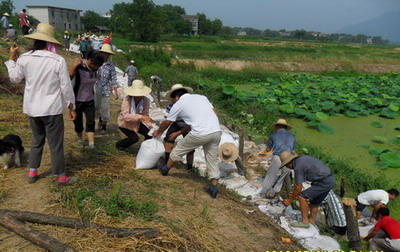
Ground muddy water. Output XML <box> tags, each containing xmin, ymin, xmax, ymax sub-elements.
<box><xmin>289</xmin><ymin>115</ymin><xmax>400</xmax><ymax>184</ymax></box>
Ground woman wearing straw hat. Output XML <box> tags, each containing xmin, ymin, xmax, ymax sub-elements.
<box><xmin>95</xmin><ymin>44</ymin><xmax>119</xmax><ymax>133</ymax></box>
<box><xmin>279</xmin><ymin>151</ymin><xmax>335</xmax><ymax>228</ymax></box>
<box><xmin>260</xmin><ymin>119</ymin><xmax>296</xmax><ymax>200</ymax></box>
<box><xmin>5</xmin><ymin>23</ymin><xmax>77</xmax><ymax>185</ymax></box>
<box><xmin>116</xmin><ymin>80</ymin><xmax>153</xmax><ymax>150</ymax></box>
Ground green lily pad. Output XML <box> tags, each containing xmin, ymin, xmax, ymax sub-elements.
<box><xmin>379</xmin><ymin>152</ymin><xmax>400</xmax><ymax>168</ymax></box>
<box><xmin>380</xmin><ymin>108</ymin><xmax>397</xmax><ymax>119</ymax></box>
<box><xmin>373</xmin><ymin>136</ymin><xmax>388</xmax><ymax>144</ymax></box>
<box><xmin>371</xmin><ymin>121</ymin><xmax>384</xmax><ymax>128</ymax></box>
<box><xmin>388</xmin><ymin>103</ymin><xmax>399</xmax><ymax>112</ymax></box>
<box><xmin>369</xmin><ymin>147</ymin><xmax>383</xmax><ymax>157</ymax></box>
<box><xmin>345</xmin><ymin>111</ymin><xmax>358</xmax><ymax>118</ymax></box>
<box><xmin>222</xmin><ymin>85</ymin><xmax>235</xmax><ymax>95</ymax></box>
<box><xmin>317</xmin><ymin>123</ymin><xmax>335</xmax><ymax>134</ymax></box>
<box><xmin>315</xmin><ymin>112</ymin><xmax>328</xmax><ymax>121</ymax></box>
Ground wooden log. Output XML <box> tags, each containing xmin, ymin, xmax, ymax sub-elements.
<box><xmin>0</xmin><ymin>209</ymin><xmax>159</xmax><ymax>238</ymax></box>
<box><xmin>340</xmin><ymin>177</ymin><xmax>346</xmax><ymax>198</ymax></box>
<box><xmin>239</xmin><ymin>128</ymin><xmax>244</xmax><ymax>160</ymax></box>
<box><xmin>0</xmin><ymin>214</ymin><xmax>77</xmax><ymax>252</ymax></box>
<box><xmin>342</xmin><ymin>198</ymin><xmax>361</xmax><ymax>251</ymax></box>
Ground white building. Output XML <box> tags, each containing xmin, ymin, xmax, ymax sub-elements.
<box><xmin>27</xmin><ymin>5</ymin><xmax>82</xmax><ymax>31</ymax></box>
<box><xmin>182</xmin><ymin>15</ymin><xmax>199</xmax><ymax>35</ymax></box>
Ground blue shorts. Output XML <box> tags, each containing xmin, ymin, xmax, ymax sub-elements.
<box><xmin>300</xmin><ymin>175</ymin><xmax>335</xmax><ymax>206</ymax></box>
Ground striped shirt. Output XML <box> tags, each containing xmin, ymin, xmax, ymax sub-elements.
<box><xmin>321</xmin><ymin>191</ymin><xmax>346</xmax><ymax>227</ymax></box>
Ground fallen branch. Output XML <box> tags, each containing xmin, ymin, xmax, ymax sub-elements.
<box><xmin>0</xmin><ymin>209</ymin><xmax>159</xmax><ymax>238</ymax></box>
<box><xmin>0</xmin><ymin>214</ymin><xmax>77</xmax><ymax>252</ymax></box>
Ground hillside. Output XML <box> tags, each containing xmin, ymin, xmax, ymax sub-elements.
<box><xmin>339</xmin><ymin>12</ymin><xmax>400</xmax><ymax>44</ymax></box>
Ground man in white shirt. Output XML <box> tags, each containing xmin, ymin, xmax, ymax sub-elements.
<box><xmin>356</xmin><ymin>188</ymin><xmax>399</xmax><ymax>221</ymax></box>
<box><xmin>153</xmin><ymin>86</ymin><xmax>221</xmax><ymax>198</ymax></box>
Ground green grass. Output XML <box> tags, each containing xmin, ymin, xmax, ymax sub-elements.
<box><xmin>169</xmin><ymin>40</ymin><xmax>400</xmax><ymax>64</ymax></box>
<box><xmin>57</xmin><ymin>177</ymin><xmax>158</xmax><ymax>221</ymax></box>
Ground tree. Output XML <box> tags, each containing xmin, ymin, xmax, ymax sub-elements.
<box><xmin>131</xmin><ymin>0</ymin><xmax>162</xmax><ymax>42</ymax></box>
<box><xmin>197</xmin><ymin>13</ymin><xmax>223</xmax><ymax>36</ymax></box>
<box><xmin>109</xmin><ymin>3</ymin><xmax>134</xmax><ymax>36</ymax></box>
<box><xmin>158</xmin><ymin>4</ymin><xmax>191</xmax><ymax>35</ymax></box>
<box><xmin>81</xmin><ymin>10</ymin><xmax>109</xmax><ymax>31</ymax></box>
<box><xmin>0</xmin><ymin>0</ymin><xmax>14</xmax><ymax>15</ymax></box>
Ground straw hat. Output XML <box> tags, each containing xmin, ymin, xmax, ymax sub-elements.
<box><xmin>8</xmin><ymin>24</ymin><xmax>13</xmax><ymax>28</ymax></box>
<box><xmin>165</xmin><ymin>84</ymin><xmax>193</xmax><ymax>100</ymax></box>
<box><xmin>124</xmin><ymin>80</ymin><xmax>151</xmax><ymax>96</ymax></box>
<box><xmin>24</xmin><ymin>23</ymin><xmax>61</xmax><ymax>45</ymax></box>
<box><xmin>219</xmin><ymin>142</ymin><xmax>239</xmax><ymax>162</ymax></box>
<box><xmin>64</xmin><ymin>30</ymin><xmax>69</xmax><ymax>34</ymax></box>
<box><xmin>3</xmin><ymin>12</ymin><xmax>10</xmax><ymax>17</ymax></box>
<box><xmin>130</xmin><ymin>60</ymin><xmax>135</xmax><ymax>64</ymax></box>
<box><xmin>99</xmin><ymin>44</ymin><xmax>115</xmax><ymax>55</ymax></box>
<box><xmin>279</xmin><ymin>151</ymin><xmax>299</xmax><ymax>168</ymax></box>
<box><xmin>271</xmin><ymin>118</ymin><xmax>292</xmax><ymax>130</ymax></box>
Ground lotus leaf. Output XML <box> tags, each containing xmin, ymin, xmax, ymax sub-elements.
<box><xmin>369</xmin><ymin>148</ymin><xmax>383</xmax><ymax>157</ymax></box>
<box><xmin>279</xmin><ymin>104</ymin><xmax>295</xmax><ymax>114</ymax></box>
<box><xmin>380</xmin><ymin>108</ymin><xmax>397</xmax><ymax>119</ymax></box>
<box><xmin>345</xmin><ymin>111</ymin><xmax>358</xmax><ymax>118</ymax></box>
<box><xmin>222</xmin><ymin>85</ymin><xmax>235</xmax><ymax>95</ymax></box>
<box><xmin>371</xmin><ymin>121</ymin><xmax>384</xmax><ymax>128</ymax></box>
<box><xmin>379</xmin><ymin>152</ymin><xmax>400</xmax><ymax>168</ymax></box>
<box><xmin>388</xmin><ymin>103</ymin><xmax>399</xmax><ymax>112</ymax></box>
<box><xmin>373</xmin><ymin>136</ymin><xmax>388</xmax><ymax>144</ymax></box>
<box><xmin>374</xmin><ymin>162</ymin><xmax>390</xmax><ymax>169</ymax></box>
<box><xmin>389</xmin><ymin>139</ymin><xmax>400</xmax><ymax>144</ymax></box>
<box><xmin>317</xmin><ymin>123</ymin><xmax>335</xmax><ymax>134</ymax></box>
<box><xmin>361</xmin><ymin>144</ymin><xmax>370</xmax><ymax>149</ymax></box>
<box><xmin>315</xmin><ymin>112</ymin><xmax>328</xmax><ymax>121</ymax></box>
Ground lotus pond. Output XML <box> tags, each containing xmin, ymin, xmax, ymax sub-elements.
<box><xmin>218</xmin><ymin>73</ymin><xmax>400</xmax><ymax>183</ymax></box>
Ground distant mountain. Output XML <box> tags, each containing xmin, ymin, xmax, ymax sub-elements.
<box><xmin>339</xmin><ymin>12</ymin><xmax>400</xmax><ymax>44</ymax></box>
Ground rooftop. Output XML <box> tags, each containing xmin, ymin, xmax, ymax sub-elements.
<box><xmin>27</xmin><ymin>5</ymin><xmax>82</xmax><ymax>12</ymax></box>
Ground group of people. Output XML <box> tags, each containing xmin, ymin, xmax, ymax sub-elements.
<box><xmin>1</xmin><ymin>9</ymin><xmax>30</xmax><ymax>39</ymax></box>
<box><xmin>4</xmin><ymin>22</ymin><xmax>400</xmax><ymax>251</ymax></box>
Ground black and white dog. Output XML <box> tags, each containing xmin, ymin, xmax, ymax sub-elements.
<box><xmin>0</xmin><ymin>134</ymin><xmax>24</xmax><ymax>169</ymax></box>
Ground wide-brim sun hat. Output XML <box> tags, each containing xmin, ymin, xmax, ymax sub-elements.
<box><xmin>8</xmin><ymin>24</ymin><xmax>13</xmax><ymax>28</ymax></box>
<box><xmin>279</xmin><ymin>151</ymin><xmax>299</xmax><ymax>168</ymax></box>
<box><xmin>271</xmin><ymin>118</ymin><xmax>292</xmax><ymax>130</ymax></box>
<box><xmin>99</xmin><ymin>44</ymin><xmax>115</xmax><ymax>55</ymax></box>
<box><xmin>219</xmin><ymin>142</ymin><xmax>239</xmax><ymax>162</ymax></box>
<box><xmin>3</xmin><ymin>12</ymin><xmax>10</xmax><ymax>16</ymax></box>
<box><xmin>24</xmin><ymin>23</ymin><xmax>61</xmax><ymax>45</ymax></box>
<box><xmin>130</xmin><ymin>60</ymin><xmax>135</xmax><ymax>64</ymax></box>
<box><xmin>124</xmin><ymin>80</ymin><xmax>151</xmax><ymax>96</ymax></box>
<box><xmin>165</xmin><ymin>84</ymin><xmax>193</xmax><ymax>100</ymax></box>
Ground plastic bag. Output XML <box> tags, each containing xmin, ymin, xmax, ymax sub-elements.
<box><xmin>135</xmin><ymin>137</ymin><xmax>165</xmax><ymax>169</ymax></box>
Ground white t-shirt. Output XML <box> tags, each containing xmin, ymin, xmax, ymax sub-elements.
<box><xmin>167</xmin><ymin>93</ymin><xmax>220</xmax><ymax>136</ymax></box>
<box><xmin>357</xmin><ymin>189</ymin><xmax>389</xmax><ymax>205</ymax></box>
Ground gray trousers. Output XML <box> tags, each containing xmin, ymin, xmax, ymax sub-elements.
<box><xmin>260</xmin><ymin>155</ymin><xmax>292</xmax><ymax>196</ymax></box>
<box><xmin>171</xmin><ymin>131</ymin><xmax>221</xmax><ymax>179</ymax></box>
<box><xmin>127</xmin><ymin>76</ymin><xmax>136</xmax><ymax>87</ymax></box>
<box><xmin>370</xmin><ymin>231</ymin><xmax>400</xmax><ymax>252</ymax></box>
<box><xmin>29</xmin><ymin>114</ymin><xmax>65</xmax><ymax>175</ymax></box>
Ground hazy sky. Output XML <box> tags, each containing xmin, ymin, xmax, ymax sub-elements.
<box><xmin>15</xmin><ymin>0</ymin><xmax>400</xmax><ymax>33</ymax></box>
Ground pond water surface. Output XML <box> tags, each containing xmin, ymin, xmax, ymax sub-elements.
<box><xmin>289</xmin><ymin>115</ymin><xmax>400</xmax><ymax>185</ymax></box>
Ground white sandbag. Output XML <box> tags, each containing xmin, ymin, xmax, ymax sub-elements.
<box><xmin>219</xmin><ymin>132</ymin><xmax>239</xmax><ymax>147</ymax></box>
<box><xmin>135</xmin><ymin>137</ymin><xmax>165</xmax><ymax>169</ymax></box>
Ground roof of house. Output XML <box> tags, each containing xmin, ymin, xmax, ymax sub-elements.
<box><xmin>181</xmin><ymin>15</ymin><xmax>199</xmax><ymax>21</ymax></box>
<box><xmin>27</xmin><ymin>5</ymin><xmax>82</xmax><ymax>12</ymax></box>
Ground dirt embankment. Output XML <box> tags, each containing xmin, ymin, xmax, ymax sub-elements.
<box><xmin>0</xmin><ymin>49</ymin><xmax>302</xmax><ymax>251</ymax></box>
<box><xmin>174</xmin><ymin>58</ymin><xmax>400</xmax><ymax>73</ymax></box>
